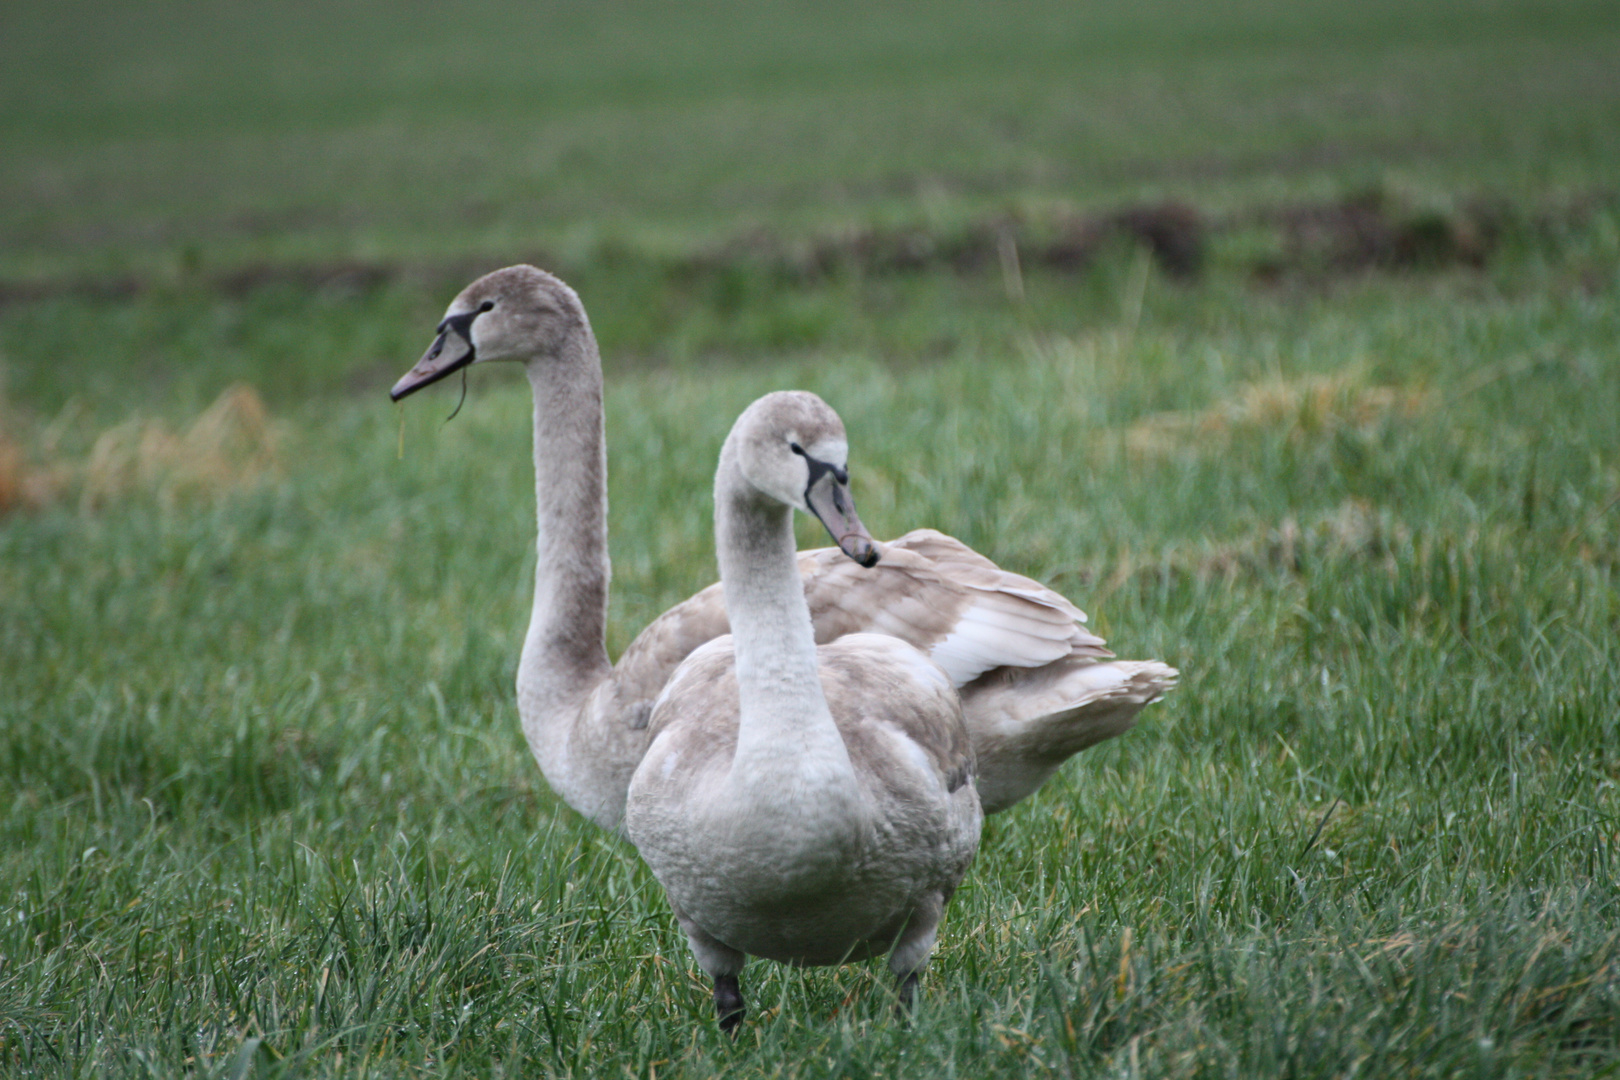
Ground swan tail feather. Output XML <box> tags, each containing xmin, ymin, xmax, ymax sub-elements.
<box><xmin>961</xmin><ymin>658</ymin><xmax>1178</xmax><ymax>813</ymax></box>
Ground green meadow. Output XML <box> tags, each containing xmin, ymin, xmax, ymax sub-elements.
<box><xmin>2</xmin><ymin>1</ymin><xmax>1619</xmax><ymax>1076</ymax></box>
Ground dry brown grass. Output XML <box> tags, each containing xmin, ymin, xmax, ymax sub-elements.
<box><xmin>1126</xmin><ymin>370</ymin><xmax>1428</xmax><ymax>459</ymax></box>
<box><xmin>1187</xmin><ymin>500</ymin><xmax>1410</xmax><ymax>582</ymax></box>
<box><xmin>0</xmin><ymin>385</ymin><xmax>278</xmax><ymax>516</ymax></box>
<box><xmin>1095</xmin><ymin>500</ymin><xmax>1413</xmax><ymax>605</ymax></box>
<box><xmin>0</xmin><ymin>402</ymin><xmax>67</xmax><ymax>514</ymax></box>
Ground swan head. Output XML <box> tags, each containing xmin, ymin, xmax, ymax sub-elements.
<box><xmin>728</xmin><ymin>391</ymin><xmax>881</xmax><ymax>569</ymax></box>
<box><xmin>391</xmin><ymin>265</ymin><xmax>587</xmax><ymax>401</ymax></box>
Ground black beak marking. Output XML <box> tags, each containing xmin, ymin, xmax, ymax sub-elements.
<box><xmin>390</xmin><ymin>310</ymin><xmax>480</xmax><ymax>402</ymax></box>
<box><xmin>439</xmin><ymin>309</ymin><xmax>479</xmax><ymax>348</ymax></box>
<box><xmin>799</xmin><ymin>451</ymin><xmax>848</xmax><ymax>506</ymax></box>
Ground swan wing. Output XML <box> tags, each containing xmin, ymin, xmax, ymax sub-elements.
<box><xmin>799</xmin><ymin>528</ymin><xmax>1111</xmax><ymax>685</ymax></box>
<box><xmin>962</xmin><ymin>658</ymin><xmax>1179</xmax><ymax>812</ymax></box>
<box><xmin>605</xmin><ymin>586</ymin><xmax>730</xmax><ymax>729</ymax></box>
<box><xmin>817</xmin><ymin>634</ymin><xmax>976</xmax><ymax>796</ymax></box>
<box><xmin>609</xmin><ymin>528</ymin><xmax>1114</xmax><ymax>727</ymax></box>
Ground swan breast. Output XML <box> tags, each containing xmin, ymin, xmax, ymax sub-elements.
<box><xmin>626</xmin><ymin>634</ymin><xmax>979</xmax><ymax>966</ymax></box>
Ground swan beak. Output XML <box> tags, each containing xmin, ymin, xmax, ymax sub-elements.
<box><xmin>807</xmin><ymin>473</ymin><xmax>881</xmax><ymax>569</ymax></box>
<box><xmin>391</xmin><ymin>324</ymin><xmax>476</xmax><ymax>401</ymax></box>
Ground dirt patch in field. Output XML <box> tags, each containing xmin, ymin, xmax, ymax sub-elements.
<box><xmin>1249</xmin><ymin>190</ymin><xmax>1509</xmax><ymax>280</ymax></box>
<box><xmin>748</xmin><ymin>200</ymin><xmax>1207</xmax><ymax>282</ymax></box>
<box><xmin>4</xmin><ymin>189</ymin><xmax>1607</xmax><ymax>310</ymax></box>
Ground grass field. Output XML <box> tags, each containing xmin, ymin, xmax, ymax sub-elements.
<box><xmin>3</xmin><ymin>1</ymin><xmax>1620</xmax><ymax>1076</ymax></box>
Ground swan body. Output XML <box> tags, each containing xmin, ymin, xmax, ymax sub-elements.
<box><xmin>626</xmin><ymin>392</ymin><xmax>981</xmax><ymax>1027</ymax></box>
<box><xmin>391</xmin><ymin>265</ymin><xmax>1175</xmax><ymax>833</ymax></box>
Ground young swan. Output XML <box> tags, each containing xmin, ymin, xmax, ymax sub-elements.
<box><xmin>391</xmin><ymin>265</ymin><xmax>1175</xmax><ymax>835</ymax></box>
<box><xmin>625</xmin><ymin>392</ymin><xmax>982</xmax><ymax>1031</ymax></box>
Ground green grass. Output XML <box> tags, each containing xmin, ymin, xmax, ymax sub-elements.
<box><xmin>4</xmin><ymin>0</ymin><xmax>1619</xmax><ymax>279</ymax></box>
<box><xmin>3</xmin><ymin>1</ymin><xmax>1620</xmax><ymax>1076</ymax></box>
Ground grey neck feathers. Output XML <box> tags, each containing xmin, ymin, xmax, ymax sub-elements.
<box><xmin>713</xmin><ymin>441</ymin><xmax>851</xmax><ymax>775</ymax></box>
<box><xmin>518</xmin><ymin>326</ymin><xmax>612</xmax><ymax>723</ymax></box>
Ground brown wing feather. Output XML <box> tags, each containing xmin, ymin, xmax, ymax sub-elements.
<box><xmin>801</xmin><ymin>529</ymin><xmax>1110</xmax><ymax>684</ymax></box>
<box><xmin>610</xmin><ymin>528</ymin><xmax>1110</xmax><ymax>727</ymax></box>
<box><xmin>604</xmin><ymin>583</ymin><xmax>730</xmax><ymax>729</ymax></box>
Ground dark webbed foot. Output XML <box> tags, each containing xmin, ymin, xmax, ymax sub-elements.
<box><xmin>895</xmin><ymin>971</ymin><xmax>920</xmax><ymax>1018</ymax></box>
<box><xmin>714</xmin><ymin>974</ymin><xmax>745</xmax><ymax>1033</ymax></box>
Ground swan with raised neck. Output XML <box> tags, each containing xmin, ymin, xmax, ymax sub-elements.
<box><xmin>625</xmin><ymin>391</ymin><xmax>980</xmax><ymax>1030</ymax></box>
<box><xmin>391</xmin><ymin>265</ymin><xmax>1177</xmax><ymax>834</ymax></box>
<box><xmin>392</xmin><ymin>265</ymin><xmax>628</xmax><ymax>826</ymax></box>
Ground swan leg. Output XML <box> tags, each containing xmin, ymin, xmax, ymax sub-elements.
<box><xmin>895</xmin><ymin>971</ymin><xmax>920</xmax><ymax>1015</ymax></box>
<box><xmin>673</xmin><ymin>904</ymin><xmax>747</xmax><ymax>1032</ymax></box>
<box><xmin>713</xmin><ymin>973</ymin><xmax>746</xmax><ymax>1032</ymax></box>
<box><xmin>887</xmin><ymin>895</ymin><xmax>942</xmax><ymax>1017</ymax></box>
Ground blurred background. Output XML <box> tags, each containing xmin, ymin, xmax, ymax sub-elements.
<box><xmin>3</xmin><ymin>3</ymin><xmax>1619</xmax><ymax>1076</ymax></box>
<box><xmin>3</xmin><ymin>0</ymin><xmax>1617</xmax><ymax>413</ymax></box>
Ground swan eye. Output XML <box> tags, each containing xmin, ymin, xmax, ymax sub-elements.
<box><xmin>789</xmin><ymin>442</ymin><xmax>805</xmax><ymax>456</ymax></box>
<box><xmin>478</xmin><ymin>300</ymin><xmax>495</xmax><ymax>313</ymax></box>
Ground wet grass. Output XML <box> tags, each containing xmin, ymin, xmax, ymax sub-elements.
<box><xmin>4</xmin><ymin>238</ymin><xmax>1619</xmax><ymax>1075</ymax></box>
<box><xmin>4</xmin><ymin>0</ymin><xmax>1620</xmax><ymax>280</ymax></box>
<box><xmin>3</xmin><ymin>0</ymin><xmax>1620</xmax><ymax>1076</ymax></box>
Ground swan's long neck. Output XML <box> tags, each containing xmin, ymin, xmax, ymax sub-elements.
<box><xmin>714</xmin><ymin>445</ymin><xmax>854</xmax><ymax>783</ymax></box>
<box><xmin>517</xmin><ymin>326</ymin><xmax>612</xmax><ymax>756</ymax></box>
